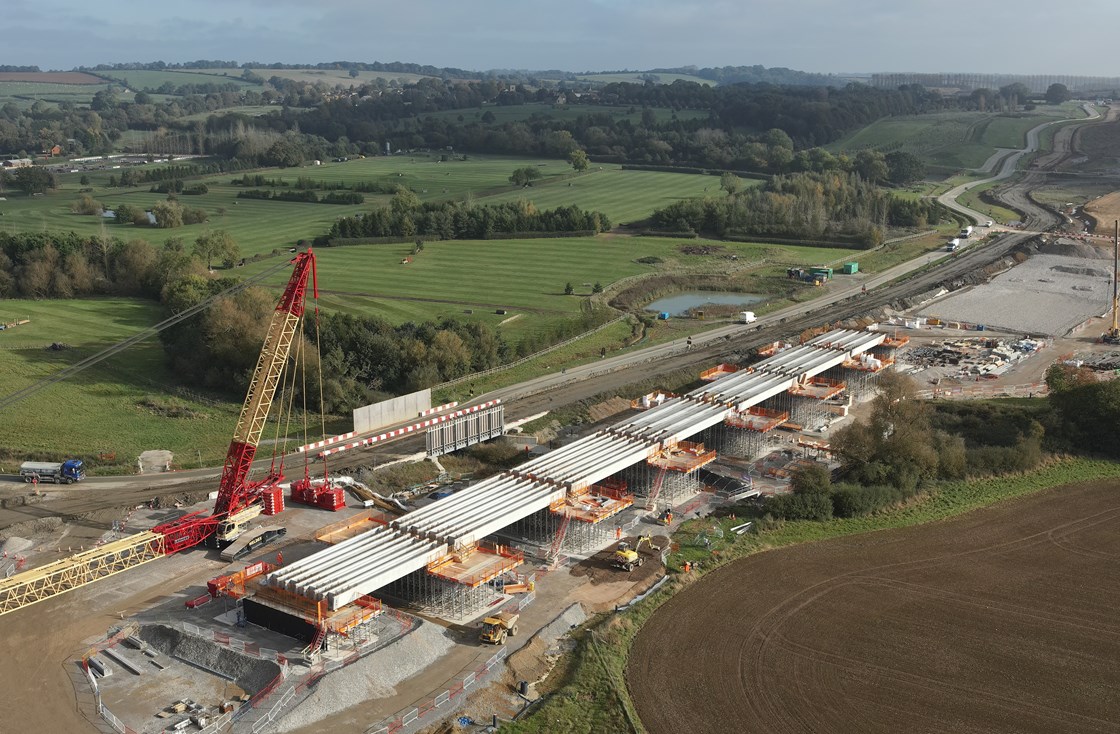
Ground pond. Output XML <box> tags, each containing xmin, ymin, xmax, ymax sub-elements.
<box><xmin>645</xmin><ymin>291</ymin><xmax>765</xmax><ymax>317</ymax></box>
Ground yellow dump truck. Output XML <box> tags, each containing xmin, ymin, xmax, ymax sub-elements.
<box><xmin>479</xmin><ymin>611</ymin><xmax>520</xmax><ymax>645</ymax></box>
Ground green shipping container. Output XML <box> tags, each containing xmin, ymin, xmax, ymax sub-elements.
<box><xmin>842</xmin><ymin>262</ymin><xmax>859</xmax><ymax>274</ymax></box>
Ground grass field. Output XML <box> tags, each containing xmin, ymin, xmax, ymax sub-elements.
<box><xmin>828</xmin><ymin>103</ymin><xmax>1085</xmax><ymax>171</ymax></box>
<box><xmin>480</xmin><ymin>167</ymin><xmax>732</xmax><ymax>224</ymax></box>
<box><xmin>575</xmin><ymin>72</ymin><xmax>714</xmax><ymax>86</ymax></box>
<box><xmin>957</xmin><ymin>180</ymin><xmax>1022</xmax><ymax>224</ymax></box>
<box><xmin>241</xmin><ymin>235</ymin><xmax>858</xmax><ymax>344</ymax></box>
<box><xmin>0</xmin><ymin>299</ymin><xmax>246</xmax><ymax>471</ymax></box>
<box><xmin>1</xmin><ymin>156</ymin><xmax>726</xmax><ymax>256</ymax></box>
<box><xmin>93</xmin><ymin>69</ymin><xmax>257</xmax><ymax>91</ymax></box>
<box><xmin>0</xmin><ymin>81</ymin><xmax>115</xmax><ymax>106</ymax></box>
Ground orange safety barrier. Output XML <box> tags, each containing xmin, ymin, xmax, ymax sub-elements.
<box><xmin>254</xmin><ymin>584</ymin><xmax>328</xmax><ymax>624</ymax></box>
<box><xmin>700</xmin><ymin>363</ymin><xmax>740</xmax><ymax>381</ymax></box>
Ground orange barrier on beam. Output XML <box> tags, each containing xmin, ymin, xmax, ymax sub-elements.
<box><xmin>649</xmin><ymin>440</ymin><xmax>718</xmax><ymax>473</ymax></box>
<box><xmin>314</xmin><ymin>512</ymin><xmax>391</xmax><ymax>544</ymax></box>
<box><xmin>882</xmin><ymin>334</ymin><xmax>910</xmax><ymax>348</ymax></box>
<box><xmin>326</xmin><ymin>595</ymin><xmax>383</xmax><ymax>634</ymax></box>
<box><xmin>725</xmin><ymin>406</ymin><xmax>790</xmax><ymax>432</ymax></box>
<box><xmin>842</xmin><ymin>356</ymin><xmax>895</xmax><ymax>373</ymax></box>
<box><xmin>427</xmin><ymin>543</ymin><xmax>524</xmax><ymax>588</ymax></box>
<box><xmin>700</xmin><ymin>363</ymin><xmax>739</xmax><ymax>381</ymax></box>
<box><xmin>254</xmin><ymin>583</ymin><xmax>328</xmax><ymax>624</ymax></box>
<box><xmin>789</xmin><ymin>376</ymin><xmax>846</xmax><ymax>400</ymax></box>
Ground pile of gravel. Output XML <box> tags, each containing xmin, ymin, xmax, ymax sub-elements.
<box><xmin>139</xmin><ymin>624</ymin><xmax>280</xmax><ymax>693</ymax></box>
<box><xmin>274</xmin><ymin>621</ymin><xmax>453</xmax><ymax>732</ymax></box>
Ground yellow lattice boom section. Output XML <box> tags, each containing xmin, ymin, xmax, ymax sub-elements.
<box><xmin>232</xmin><ymin>310</ymin><xmax>301</xmax><ymax>448</ymax></box>
<box><xmin>0</xmin><ymin>531</ymin><xmax>164</xmax><ymax>616</ymax></box>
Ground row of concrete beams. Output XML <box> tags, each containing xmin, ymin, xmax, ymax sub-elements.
<box><xmin>608</xmin><ymin>398</ymin><xmax>729</xmax><ymax>447</ymax></box>
<box><xmin>512</xmin><ymin>431</ymin><xmax>657</xmax><ymax>492</ymax></box>
<box><xmin>688</xmin><ymin>370</ymin><xmax>795</xmax><ymax>413</ymax></box>
<box><xmin>266</xmin><ymin>329</ymin><xmax>886</xmax><ymax>610</ymax></box>
<box><xmin>268</xmin><ymin>525</ymin><xmax>446</xmax><ymax>610</ymax></box>
<box><xmin>806</xmin><ymin>329</ymin><xmax>886</xmax><ymax>353</ymax></box>
<box><xmin>393</xmin><ymin>474</ymin><xmax>565</xmax><ymax>549</ymax></box>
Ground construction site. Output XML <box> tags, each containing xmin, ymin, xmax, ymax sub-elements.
<box><xmin>0</xmin><ymin>247</ymin><xmax>910</xmax><ymax>733</ymax></box>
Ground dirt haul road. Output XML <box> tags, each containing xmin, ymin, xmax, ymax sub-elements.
<box><xmin>628</xmin><ymin>479</ymin><xmax>1120</xmax><ymax>734</ymax></box>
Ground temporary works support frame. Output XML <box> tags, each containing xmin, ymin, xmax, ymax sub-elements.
<box><xmin>0</xmin><ymin>532</ymin><xmax>165</xmax><ymax>616</ymax></box>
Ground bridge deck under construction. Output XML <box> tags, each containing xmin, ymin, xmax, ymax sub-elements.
<box><xmin>262</xmin><ymin>328</ymin><xmax>888</xmax><ymax>612</ymax></box>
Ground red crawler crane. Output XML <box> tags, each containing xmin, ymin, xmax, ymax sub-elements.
<box><xmin>155</xmin><ymin>251</ymin><xmax>318</xmax><ymax>553</ymax></box>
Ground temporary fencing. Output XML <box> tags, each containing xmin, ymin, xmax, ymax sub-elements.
<box><xmin>916</xmin><ymin>382</ymin><xmax>1047</xmax><ymax>400</ymax></box>
<box><xmin>365</xmin><ymin>647</ymin><xmax>511</xmax><ymax>734</ymax></box>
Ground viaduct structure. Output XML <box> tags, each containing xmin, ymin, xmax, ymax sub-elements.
<box><xmin>254</xmin><ymin>329</ymin><xmax>903</xmax><ymax>633</ymax></box>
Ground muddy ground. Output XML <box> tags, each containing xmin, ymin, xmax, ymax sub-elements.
<box><xmin>570</xmin><ymin>534</ymin><xmax>670</xmax><ymax>586</ymax></box>
<box><xmin>628</xmin><ymin>479</ymin><xmax>1120</xmax><ymax>734</ymax></box>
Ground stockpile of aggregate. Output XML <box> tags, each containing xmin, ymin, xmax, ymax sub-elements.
<box><xmin>274</xmin><ymin>620</ymin><xmax>453</xmax><ymax>732</ymax></box>
<box><xmin>139</xmin><ymin>624</ymin><xmax>280</xmax><ymax>694</ymax></box>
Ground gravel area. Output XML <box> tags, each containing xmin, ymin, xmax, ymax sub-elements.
<box><xmin>274</xmin><ymin>621</ymin><xmax>453</xmax><ymax>733</ymax></box>
<box><xmin>139</xmin><ymin>624</ymin><xmax>280</xmax><ymax>693</ymax></box>
<box><xmin>0</xmin><ymin>536</ymin><xmax>32</xmax><ymax>555</ymax></box>
<box><xmin>918</xmin><ymin>254</ymin><xmax>1113</xmax><ymax>336</ymax></box>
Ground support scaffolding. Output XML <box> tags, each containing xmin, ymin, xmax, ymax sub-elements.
<box><xmin>787</xmin><ymin>377</ymin><xmax>846</xmax><ymax>430</ymax></box>
<box><xmin>543</xmin><ymin>480</ymin><xmax>634</xmax><ymax>556</ymax></box>
<box><xmin>389</xmin><ymin>568</ymin><xmax>498</xmax><ymax>621</ymax></box>
<box><xmin>625</xmin><ymin>441</ymin><xmax>716</xmax><ymax>507</ymax></box>
<box><xmin>714</xmin><ymin>405</ymin><xmax>792</xmax><ymax>458</ymax></box>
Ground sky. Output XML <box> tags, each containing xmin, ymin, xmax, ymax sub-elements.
<box><xmin>5</xmin><ymin>0</ymin><xmax>1119</xmax><ymax>76</ymax></box>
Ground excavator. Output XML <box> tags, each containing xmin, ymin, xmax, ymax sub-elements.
<box><xmin>613</xmin><ymin>534</ymin><xmax>658</xmax><ymax>572</ymax></box>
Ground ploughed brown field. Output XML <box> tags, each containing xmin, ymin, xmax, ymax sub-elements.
<box><xmin>0</xmin><ymin>71</ymin><xmax>103</xmax><ymax>84</ymax></box>
<box><xmin>628</xmin><ymin>480</ymin><xmax>1120</xmax><ymax>734</ymax></box>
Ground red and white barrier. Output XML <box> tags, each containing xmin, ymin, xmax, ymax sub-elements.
<box><xmin>298</xmin><ymin>431</ymin><xmax>358</xmax><ymax>453</ymax></box>
<box><xmin>319</xmin><ymin>400</ymin><xmax>501</xmax><ymax>458</ymax></box>
<box><xmin>420</xmin><ymin>401</ymin><xmax>458</xmax><ymax>417</ymax></box>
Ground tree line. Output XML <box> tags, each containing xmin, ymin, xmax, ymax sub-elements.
<box><xmin>649</xmin><ymin>170</ymin><xmax>947</xmax><ymax>246</ymax></box>
<box><xmin>327</xmin><ymin>192</ymin><xmax>610</xmax><ymax>241</ymax></box>
<box><xmin>764</xmin><ymin>365</ymin><xmax>1120</xmax><ymax>523</ymax></box>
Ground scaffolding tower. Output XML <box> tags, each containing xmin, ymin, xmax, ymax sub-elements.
<box><xmin>544</xmin><ymin>479</ymin><xmax>634</xmax><ymax>556</ymax></box>
<box><xmin>406</xmin><ymin>541</ymin><xmax>523</xmax><ymax>620</ymax></box>
<box><xmin>787</xmin><ymin>376</ymin><xmax>846</xmax><ymax>431</ymax></box>
<box><xmin>713</xmin><ymin>405</ymin><xmax>792</xmax><ymax>458</ymax></box>
<box><xmin>626</xmin><ymin>441</ymin><xmax>717</xmax><ymax>507</ymax></box>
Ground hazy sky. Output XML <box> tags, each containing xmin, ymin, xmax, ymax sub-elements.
<box><xmin>5</xmin><ymin>0</ymin><xmax>1118</xmax><ymax>75</ymax></box>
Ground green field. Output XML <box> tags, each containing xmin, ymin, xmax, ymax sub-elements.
<box><xmin>481</xmin><ymin>168</ymin><xmax>734</xmax><ymax>224</ymax></box>
<box><xmin>234</xmin><ymin>67</ymin><xmax>437</xmax><ymax>86</ymax></box>
<box><xmin>94</xmin><ymin>69</ymin><xmax>256</xmax><ymax>91</ymax></box>
<box><xmin>827</xmin><ymin>103</ymin><xmax>1085</xmax><ymax>171</ymax></box>
<box><xmin>0</xmin><ymin>299</ymin><xmax>247</xmax><ymax>471</ymax></box>
<box><xmin>243</xmin><ymin>235</ymin><xmax>857</xmax><ymax>342</ymax></box>
<box><xmin>0</xmin><ymin>81</ymin><xmax>115</xmax><ymax>106</ymax></box>
<box><xmin>576</xmin><ymin>72</ymin><xmax>714</xmax><ymax>86</ymax></box>
<box><xmin>1</xmin><ymin>156</ymin><xmax>728</xmax><ymax>256</ymax></box>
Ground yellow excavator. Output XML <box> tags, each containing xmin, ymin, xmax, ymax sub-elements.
<box><xmin>613</xmin><ymin>534</ymin><xmax>657</xmax><ymax>572</ymax></box>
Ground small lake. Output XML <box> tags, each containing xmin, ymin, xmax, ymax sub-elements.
<box><xmin>645</xmin><ymin>291</ymin><xmax>765</xmax><ymax>317</ymax></box>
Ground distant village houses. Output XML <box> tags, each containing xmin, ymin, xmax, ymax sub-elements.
<box><xmin>3</xmin><ymin>158</ymin><xmax>33</xmax><ymax>168</ymax></box>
